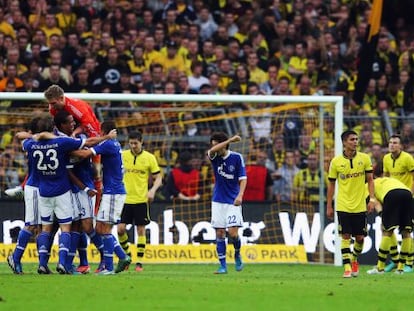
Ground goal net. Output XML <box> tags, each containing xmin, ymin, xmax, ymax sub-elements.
<box><xmin>0</xmin><ymin>93</ymin><xmax>343</xmax><ymax>264</ymax></box>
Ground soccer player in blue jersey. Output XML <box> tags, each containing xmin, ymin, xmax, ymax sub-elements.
<box><xmin>53</xmin><ymin>110</ymin><xmax>105</xmax><ymax>274</ymax></box>
<box><xmin>7</xmin><ymin>116</ymin><xmax>44</xmax><ymax>274</ymax></box>
<box><xmin>207</xmin><ymin>132</ymin><xmax>247</xmax><ymax>274</ymax></box>
<box><xmin>22</xmin><ymin>115</ymin><xmax>87</xmax><ymax>274</ymax></box>
<box><xmin>74</xmin><ymin>121</ymin><xmax>131</xmax><ymax>275</ymax></box>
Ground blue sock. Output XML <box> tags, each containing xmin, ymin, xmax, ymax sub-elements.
<box><xmin>37</xmin><ymin>232</ymin><xmax>51</xmax><ymax>267</ymax></box>
<box><xmin>66</xmin><ymin>232</ymin><xmax>80</xmax><ymax>270</ymax></box>
<box><xmin>58</xmin><ymin>232</ymin><xmax>71</xmax><ymax>267</ymax></box>
<box><xmin>113</xmin><ymin>235</ymin><xmax>126</xmax><ymax>260</ymax></box>
<box><xmin>102</xmin><ymin>234</ymin><xmax>114</xmax><ymax>271</ymax></box>
<box><xmin>233</xmin><ymin>236</ymin><xmax>241</xmax><ymax>259</ymax></box>
<box><xmin>78</xmin><ymin>232</ymin><xmax>89</xmax><ymax>266</ymax></box>
<box><xmin>88</xmin><ymin>230</ymin><xmax>104</xmax><ymax>259</ymax></box>
<box><xmin>216</xmin><ymin>238</ymin><xmax>226</xmax><ymax>268</ymax></box>
<box><xmin>13</xmin><ymin>228</ymin><xmax>32</xmax><ymax>263</ymax></box>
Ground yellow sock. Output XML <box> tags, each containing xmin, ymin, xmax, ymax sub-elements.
<box><xmin>352</xmin><ymin>240</ymin><xmax>364</xmax><ymax>262</ymax></box>
<box><xmin>399</xmin><ymin>237</ymin><xmax>412</xmax><ymax>269</ymax></box>
<box><xmin>137</xmin><ymin>235</ymin><xmax>146</xmax><ymax>262</ymax></box>
<box><xmin>341</xmin><ymin>238</ymin><xmax>351</xmax><ymax>271</ymax></box>
<box><xmin>389</xmin><ymin>232</ymin><xmax>399</xmax><ymax>263</ymax></box>
<box><xmin>406</xmin><ymin>237</ymin><xmax>414</xmax><ymax>266</ymax></box>
<box><xmin>118</xmin><ymin>232</ymin><xmax>131</xmax><ymax>256</ymax></box>
<box><xmin>377</xmin><ymin>236</ymin><xmax>391</xmax><ymax>270</ymax></box>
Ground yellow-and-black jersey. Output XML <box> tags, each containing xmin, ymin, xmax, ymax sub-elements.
<box><xmin>328</xmin><ymin>152</ymin><xmax>373</xmax><ymax>213</ymax></box>
<box><xmin>122</xmin><ymin>149</ymin><xmax>161</xmax><ymax>204</ymax></box>
<box><xmin>373</xmin><ymin>177</ymin><xmax>411</xmax><ymax>204</ymax></box>
<box><xmin>383</xmin><ymin>151</ymin><xmax>414</xmax><ymax>189</ymax></box>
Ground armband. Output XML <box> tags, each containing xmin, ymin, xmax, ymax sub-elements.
<box><xmin>83</xmin><ymin>187</ymin><xmax>90</xmax><ymax>193</ymax></box>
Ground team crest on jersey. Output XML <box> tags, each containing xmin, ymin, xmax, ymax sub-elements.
<box><xmin>229</xmin><ymin>165</ymin><xmax>235</xmax><ymax>172</ymax></box>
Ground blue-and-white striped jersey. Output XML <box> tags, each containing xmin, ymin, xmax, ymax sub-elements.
<box><xmin>91</xmin><ymin>139</ymin><xmax>126</xmax><ymax>195</ymax></box>
<box><xmin>208</xmin><ymin>149</ymin><xmax>247</xmax><ymax>204</ymax></box>
<box><xmin>23</xmin><ymin>136</ymin><xmax>85</xmax><ymax>197</ymax></box>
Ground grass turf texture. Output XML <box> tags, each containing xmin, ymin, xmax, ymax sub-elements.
<box><xmin>0</xmin><ymin>263</ymin><xmax>412</xmax><ymax>311</ymax></box>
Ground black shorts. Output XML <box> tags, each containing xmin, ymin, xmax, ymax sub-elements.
<box><xmin>337</xmin><ymin>211</ymin><xmax>367</xmax><ymax>236</ymax></box>
<box><xmin>120</xmin><ymin>203</ymin><xmax>150</xmax><ymax>226</ymax></box>
<box><xmin>382</xmin><ymin>189</ymin><xmax>413</xmax><ymax>232</ymax></box>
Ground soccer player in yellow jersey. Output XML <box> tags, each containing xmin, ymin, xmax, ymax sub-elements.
<box><xmin>367</xmin><ymin>163</ymin><xmax>413</xmax><ymax>275</ymax></box>
<box><xmin>327</xmin><ymin>130</ymin><xmax>376</xmax><ymax>278</ymax></box>
<box><xmin>382</xmin><ymin>134</ymin><xmax>414</xmax><ymax>273</ymax></box>
<box><xmin>117</xmin><ymin>131</ymin><xmax>163</xmax><ymax>272</ymax></box>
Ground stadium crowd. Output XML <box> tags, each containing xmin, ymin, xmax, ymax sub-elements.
<box><xmin>1</xmin><ymin>0</ymin><xmax>414</xmax><ymax>204</ymax></box>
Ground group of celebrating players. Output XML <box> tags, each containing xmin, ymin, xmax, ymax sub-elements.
<box><xmin>7</xmin><ymin>84</ymin><xmax>132</xmax><ymax>275</ymax></box>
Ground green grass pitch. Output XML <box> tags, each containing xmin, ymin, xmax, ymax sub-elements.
<box><xmin>0</xmin><ymin>263</ymin><xmax>412</xmax><ymax>311</ymax></box>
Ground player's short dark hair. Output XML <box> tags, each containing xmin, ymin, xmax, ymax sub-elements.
<box><xmin>128</xmin><ymin>131</ymin><xmax>143</xmax><ymax>141</ymax></box>
<box><xmin>101</xmin><ymin>121</ymin><xmax>116</xmax><ymax>135</ymax></box>
<box><xmin>53</xmin><ymin>110</ymin><xmax>71</xmax><ymax>129</ymax></box>
<box><xmin>389</xmin><ymin>134</ymin><xmax>401</xmax><ymax>142</ymax></box>
<box><xmin>36</xmin><ymin>115</ymin><xmax>54</xmax><ymax>133</ymax></box>
<box><xmin>29</xmin><ymin>116</ymin><xmax>43</xmax><ymax>133</ymax></box>
<box><xmin>210</xmin><ymin>132</ymin><xmax>229</xmax><ymax>149</ymax></box>
<box><xmin>341</xmin><ymin>130</ymin><xmax>357</xmax><ymax>142</ymax></box>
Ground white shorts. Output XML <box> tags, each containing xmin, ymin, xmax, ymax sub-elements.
<box><xmin>24</xmin><ymin>185</ymin><xmax>41</xmax><ymax>226</ymax></box>
<box><xmin>211</xmin><ymin>201</ymin><xmax>244</xmax><ymax>229</ymax></box>
<box><xmin>96</xmin><ymin>194</ymin><xmax>126</xmax><ymax>225</ymax></box>
<box><xmin>72</xmin><ymin>191</ymin><xmax>96</xmax><ymax>220</ymax></box>
<box><xmin>39</xmin><ymin>190</ymin><xmax>73</xmax><ymax>225</ymax></box>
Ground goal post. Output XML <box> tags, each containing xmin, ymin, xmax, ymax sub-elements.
<box><xmin>0</xmin><ymin>92</ymin><xmax>343</xmax><ymax>265</ymax></box>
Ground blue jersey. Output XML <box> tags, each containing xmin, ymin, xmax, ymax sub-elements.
<box><xmin>208</xmin><ymin>150</ymin><xmax>247</xmax><ymax>204</ymax></box>
<box><xmin>23</xmin><ymin>137</ymin><xmax>85</xmax><ymax>197</ymax></box>
<box><xmin>62</xmin><ymin>133</ymin><xmax>95</xmax><ymax>193</ymax></box>
<box><xmin>91</xmin><ymin>139</ymin><xmax>126</xmax><ymax>195</ymax></box>
<box><xmin>22</xmin><ymin>138</ymin><xmax>40</xmax><ymax>188</ymax></box>
<box><xmin>71</xmin><ymin>157</ymin><xmax>95</xmax><ymax>193</ymax></box>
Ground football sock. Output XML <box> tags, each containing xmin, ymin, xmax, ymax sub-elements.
<box><xmin>78</xmin><ymin>232</ymin><xmax>89</xmax><ymax>266</ymax></box>
<box><xmin>232</xmin><ymin>236</ymin><xmax>241</xmax><ymax>259</ymax></box>
<box><xmin>88</xmin><ymin>229</ymin><xmax>104</xmax><ymax>259</ymax></box>
<box><xmin>216</xmin><ymin>238</ymin><xmax>226</xmax><ymax>268</ymax></box>
<box><xmin>377</xmin><ymin>235</ymin><xmax>391</xmax><ymax>270</ymax></box>
<box><xmin>399</xmin><ymin>237</ymin><xmax>412</xmax><ymax>268</ymax></box>
<box><xmin>405</xmin><ymin>237</ymin><xmax>414</xmax><ymax>267</ymax></box>
<box><xmin>37</xmin><ymin>231</ymin><xmax>51</xmax><ymax>267</ymax></box>
<box><xmin>113</xmin><ymin>235</ymin><xmax>126</xmax><ymax>260</ymax></box>
<box><xmin>341</xmin><ymin>238</ymin><xmax>351</xmax><ymax>271</ymax></box>
<box><xmin>389</xmin><ymin>232</ymin><xmax>399</xmax><ymax>264</ymax></box>
<box><xmin>137</xmin><ymin>235</ymin><xmax>146</xmax><ymax>262</ymax></box>
<box><xmin>66</xmin><ymin>231</ymin><xmax>80</xmax><ymax>270</ymax></box>
<box><xmin>58</xmin><ymin>232</ymin><xmax>71</xmax><ymax>267</ymax></box>
<box><xmin>352</xmin><ymin>240</ymin><xmax>363</xmax><ymax>262</ymax></box>
<box><xmin>102</xmin><ymin>234</ymin><xmax>114</xmax><ymax>271</ymax></box>
<box><xmin>118</xmin><ymin>232</ymin><xmax>131</xmax><ymax>256</ymax></box>
<box><xmin>13</xmin><ymin>228</ymin><xmax>32</xmax><ymax>262</ymax></box>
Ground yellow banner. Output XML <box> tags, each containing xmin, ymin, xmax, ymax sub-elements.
<box><xmin>0</xmin><ymin>243</ymin><xmax>307</xmax><ymax>264</ymax></box>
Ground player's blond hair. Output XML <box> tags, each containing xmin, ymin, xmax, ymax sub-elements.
<box><xmin>44</xmin><ymin>84</ymin><xmax>64</xmax><ymax>100</ymax></box>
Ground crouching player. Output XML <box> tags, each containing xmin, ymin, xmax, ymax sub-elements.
<box><xmin>367</xmin><ymin>162</ymin><xmax>413</xmax><ymax>274</ymax></box>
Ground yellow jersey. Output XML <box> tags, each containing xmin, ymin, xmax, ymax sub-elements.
<box><xmin>328</xmin><ymin>152</ymin><xmax>373</xmax><ymax>213</ymax></box>
<box><xmin>373</xmin><ymin>177</ymin><xmax>411</xmax><ymax>204</ymax></box>
<box><xmin>122</xmin><ymin>149</ymin><xmax>161</xmax><ymax>204</ymax></box>
<box><xmin>383</xmin><ymin>151</ymin><xmax>414</xmax><ymax>189</ymax></box>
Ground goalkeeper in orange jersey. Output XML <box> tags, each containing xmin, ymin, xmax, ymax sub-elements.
<box><xmin>45</xmin><ymin>84</ymin><xmax>103</xmax><ymax>212</ymax></box>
